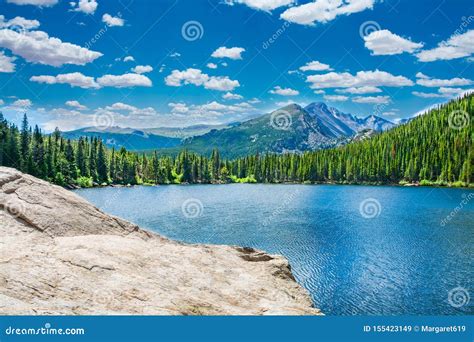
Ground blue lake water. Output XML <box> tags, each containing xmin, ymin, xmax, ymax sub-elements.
<box><xmin>76</xmin><ymin>185</ymin><xmax>473</xmax><ymax>315</ymax></box>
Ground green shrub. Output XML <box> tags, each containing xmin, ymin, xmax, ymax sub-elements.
<box><xmin>230</xmin><ymin>175</ymin><xmax>257</xmax><ymax>183</ymax></box>
<box><xmin>76</xmin><ymin>176</ymin><xmax>93</xmax><ymax>188</ymax></box>
<box><xmin>420</xmin><ymin>179</ymin><xmax>433</xmax><ymax>186</ymax></box>
<box><xmin>451</xmin><ymin>181</ymin><xmax>467</xmax><ymax>188</ymax></box>
<box><xmin>171</xmin><ymin>170</ymin><xmax>182</xmax><ymax>184</ymax></box>
<box><xmin>54</xmin><ymin>172</ymin><xmax>65</xmax><ymax>186</ymax></box>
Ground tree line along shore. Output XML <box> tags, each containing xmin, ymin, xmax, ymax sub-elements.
<box><xmin>0</xmin><ymin>95</ymin><xmax>471</xmax><ymax>188</ymax></box>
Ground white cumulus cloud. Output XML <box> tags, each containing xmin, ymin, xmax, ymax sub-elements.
<box><xmin>412</xmin><ymin>91</ymin><xmax>445</xmax><ymax>99</ymax></box>
<box><xmin>364</xmin><ymin>29</ymin><xmax>423</xmax><ymax>55</ymax></box>
<box><xmin>165</xmin><ymin>68</ymin><xmax>240</xmax><ymax>91</ymax></box>
<box><xmin>31</xmin><ymin>72</ymin><xmax>152</xmax><ymax>89</ymax></box>
<box><xmin>30</xmin><ymin>72</ymin><xmax>99</xmax><ymax>88</ymax></box>
<box><xmin>352</xmin><ymin>95</ymin><xmax>390</xmax><ymax>104</ymax></box>
<box><xmin>105</xmin><ymin>102</ymin><xmax>138</xmax><ymax>112</ymax></box>
<box><xmin>204</xmin><ymin>76</ymin><xmax>241</xmax><ymax>91</ymax></box>
<box><xmin>324</xmin><ymin>94</ymin><xmax>348</xmax><ymax>102</ymax></box>
<box><xmin>106</xmin><ymin>104</ymin><xmax>156</xmax><ymax>116</ymax></box>
<box><xmin>102</xmin><ymin>13</ymin><xmax>124</xmax><ymax>27</ymax></box>
<box><xmin>65</xmin><ymin>100</ymin><xmax>87</xmax><ymax>110</ymax></box>
<box><xmin>226</xmin><ymin>0</ymin><xmax>294</xmax><ymax>11</ymax></box>
<box><xmin>0</xmin><ymin>52</ymin><xmax>16</xmax><ymax>72</ymax></box>
<box><xmin>167</xmin><ymin>100</ymin><xmax>257</xmax><ymax>120</ymax></box>
<box><xmin>97</xmin><ymin>73</ymin><xmax>152</xmax><ymax>88</ymax></box>
<box><xmin>307</xmin><ymin>70</ymin><xmax>413</xmax><ymax>89</ymax></box>
<box><xmin>416</xmin><ymin>30</ymin><xmax>474</xmax><ymax>62</ymax></box>
<box><xmin>168</xmin><ymin>102</ymin><xmax>189</xmax><ymax>114</ymax></box>
<box><xmin>71</xmin><ymin>0</ymin><xmax>98</xmax><ymax>14</ymax></box>
<box><xmin>269</xmin><ymin>86</ymin><xmax>299</xmax><ymax>96</ymax></box>
<box><xmin>6</xmin><ymin>0</ymin><xmax>57</xmax><ymax>6</ymax></box>
<box><xmin>415</xmin><ymin>73</ymin><xmax>472</xmax><ymax>87</ymax></box>
<box><xmin>131</xmin><ymin>65</ymin><xmax>153</xmax><ymax>74</ymax></box>
<box><xmin>299</xmin><ymin>60</ymin><xmax>332</xmax><ymax>72</ymax></box>
<box><xmin>415</xmin><ymin>72</ymin><xmax>429</xmax><ymax>79</ymax></box>
<box><xmin>165</xmin><ymin>68</ymin><xmax>207</xmax><ymax>87</ymax></box>
<box><xmin>222</xmin><ymin>92</ymin><xmax>243</xmax><ymax>100</ymax></box>
<box><xmin>412</xmin><ymin>87</ymin><xmax>466</xmax><ymax>99</ymax></box>
<box><xmin>281</xmin><ymin>0</ymin><xmax>376</xmax><ymax>26</ymax></box>
<box><xmin>12</xmin><ymin>99</ymin><xmax>32</xmax><ymax>107</ymax></box>
<box><xmin>211</xmin><ymin>46</ymin><xmax>245</xmax><ymax>60</ymax></box>
<box><xmin>0</xmin><ymin>15</ymin><xmax>41</xmax><ymax>29</ymax></box>
<box><xmin>0</xmin><ymin>29</ymin><xmax>102</xmax><ymax>66</ymax></box>
<box><xmin>438</xmin><ymin>87</ymin><xmax>464</xmax><ymax>95</ymax></box>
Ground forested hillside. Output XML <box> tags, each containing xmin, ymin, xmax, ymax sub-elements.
<box><xmin>174</xmin><ymin>102</ymin><xmax>395</xmax><ymax>158</ymax></box>
<box><xmin>0</xmin><ymin>95</ymin><xmax>472</xmax><ymax>187</ymax></box>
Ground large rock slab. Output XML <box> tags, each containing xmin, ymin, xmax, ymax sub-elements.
<box><xmin>0</xmin><ymin>167</ymin><xmax>321</xmax><ymax>315</ymax></box>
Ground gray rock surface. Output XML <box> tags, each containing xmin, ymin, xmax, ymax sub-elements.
<box><xmin>0</xmin><ymin>167</ymin><xmax>321</xmax><ymax>315</ymax></box>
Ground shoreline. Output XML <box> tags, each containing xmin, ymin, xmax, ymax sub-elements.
<box><xmin>69</xmin><ymin>180</ymin><xmax>474</xmax><ymax>190</ymax></box>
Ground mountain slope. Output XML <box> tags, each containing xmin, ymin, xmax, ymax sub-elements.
<box><xmin>175</xmin><ymin>104</ymin><xmax>341</xmax><ymax>158</ymax></box>
<box><xmin>62</xmin><ymin>124</ymin><xmax>232</xmax><ymax>151</ymax></box>
<box><xmin>145</xmin><ymin>123</ymin><xmax>232</xmax><ymax>138</ymax></box>
<box><xmin>229</xmin><ymin>94</ymin><xmax>472</xmax><ymax>184</ymax></box>
<box><xmin>304</xmin><ymin>102</ymin><xmax>395</xmax><ymax>133</ymax></box>
<box><xmin>62</xmin><ymin>128</ymin><xmax>181</xmax><ymax>151</ymax></box>
<box><xmin>176</xmin><ymin>102</ymin><xmax>394</xmax><ymax>158</ymax></box>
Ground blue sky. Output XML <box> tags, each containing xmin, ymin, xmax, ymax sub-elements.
<box><xmin>0</xmin><ymin>0</ymin><xmax>473</xmax><ymax>131</ymax></box>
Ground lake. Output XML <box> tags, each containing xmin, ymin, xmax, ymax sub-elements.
<box><xmin>76</xmin><ymin>184</ymin><xmax>473</xmax><ymax>315</ymax></box>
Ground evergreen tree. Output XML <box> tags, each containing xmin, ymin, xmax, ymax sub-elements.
<box><xmin>97</xmin><ymin>140</ymin><xmax>109</xmax><ymax>183</ymax></box>
<box><xmin>20</xmin><ymin>114</ymin><xmax>30</xmax><ymax>172</ymax></box>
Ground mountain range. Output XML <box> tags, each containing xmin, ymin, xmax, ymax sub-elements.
<box><xmin>173</xmin><ymin>102</ymin><xmax>394</xmax><ymax>157</ymax></box>
<box><xmin>62</xmin><ymin>102</ymin><xmax>395</xmax><ymax>158</ymax></box>
<box><xmin>62</xmin><ymin>123</ymin><xmax>231</xmax><ymax>151</ymax></box>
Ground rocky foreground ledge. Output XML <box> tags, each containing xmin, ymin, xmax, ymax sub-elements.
<box><xmin>0</xmin><ymin>167</ymin><xmax>320</xmax><ymax>315</ymax></box>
